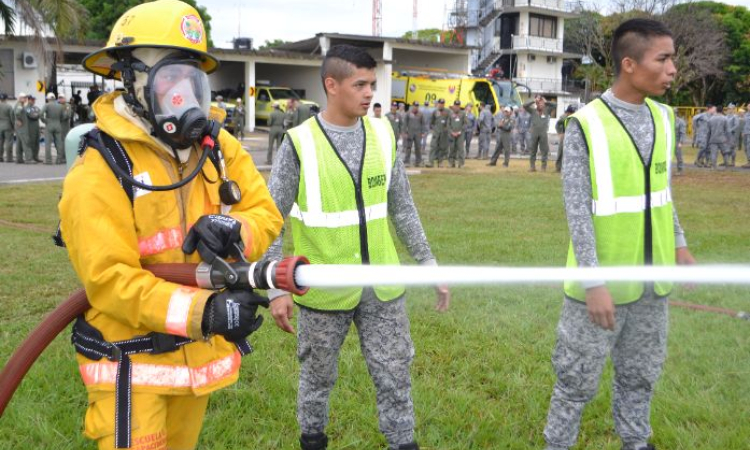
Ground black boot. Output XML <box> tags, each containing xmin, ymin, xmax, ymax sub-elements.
<box><xmin>300</xmin><ymin>432</ymin><xmax>328</xmax><ymax>450</ymax></box>
<box><xmin>394</xmin><ymin>443</ymin><xmax>419</xmax><ymax>450</ymax></box>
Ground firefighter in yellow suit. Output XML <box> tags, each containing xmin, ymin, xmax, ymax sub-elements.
<box><xmin>58</xmin><ymin>1</ymin><xmax>283</xmax><ymax>449</ymax></box>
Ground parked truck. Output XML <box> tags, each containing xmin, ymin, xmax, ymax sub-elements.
<box><xmin>391</xmin><ymin>71</ymin><xmax>527</xmax><ymax>115</ymax></box>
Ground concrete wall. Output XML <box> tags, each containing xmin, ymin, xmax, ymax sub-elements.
<box><xmin>392</xmin><ymin>48</ymin><xmax>469</xmax><ymax>74</ymax></box>
<box><xmin>1</xmin><ymin>40</ymin><xmax>47</xmax><ymax>103</ymax></box>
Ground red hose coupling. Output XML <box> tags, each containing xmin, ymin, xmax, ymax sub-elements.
<box><xmin>275</xmin><ymin>256</ymin><xmax>309</xmax><ymax>296</ymax></box>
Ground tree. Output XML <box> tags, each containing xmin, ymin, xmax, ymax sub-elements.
<box><xmin>402</xmin><ymin>28</ymin><xmax>441</xmax><ymax>42</ymax></box>
<box><xmin>78</xmin><ymin>0</ymin><xmax>214</xmax><ymax>48</ymax></box>
<box><xmin>258</xmin><ymin>39</ymin><xmax>289</xmax><ymax>51</ymax></box>
<box><xmin>662</xmin><ymin>3</ymin><xmax>728</xmax><ymax>105</ymax></box>
<box><xmin>0</xmin><ymin>0</ymin><xmax>86</xmax><ymax>38</ymax></box>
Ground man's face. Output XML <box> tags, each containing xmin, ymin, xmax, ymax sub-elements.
<box><xmin>391</xmin><ymin>105</ymin><xmax>397</xmax><ymax>113</ymax></box>
<box><xmin>629</xmin><ymin>35</ymin><xmax>676</xmax><ymax>97</ymax></box>
<box><xmin>326</xmin><ymin>67</ymin><xmax>377</xmax><ymax>118</ymax></box>
<box><xmin>436</xmin><ymin>103</ymin><xmax>444</xmax><ymax>112</ymax></box>
<box><xmin>535</xmin><ymin>96</ymin><xmax>545</xmax><ymax>109</ymax></box>
<box><xmin>411</xmin><ymin>105</ymin><xmax>419</xmax><ymax>113</ymax></box>
<box><xmin>373</xmin><ymin>106</ymin><xmax>382</xmax><ymax>117</ymax></box>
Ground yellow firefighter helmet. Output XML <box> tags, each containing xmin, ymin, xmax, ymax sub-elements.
<box><xmin>83</xmin><ymin>0</ymin><xmax>218</xmax><ymax>79</ymax></box>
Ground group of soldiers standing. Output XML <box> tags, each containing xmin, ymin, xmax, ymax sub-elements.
<box><xmin>378</xmin><ymin>95</ymin><xmax>567</xmax><ymax>172</ymax></box>
<box><xmin>0</xmin><ymin>92</ymin><xmax>73</xmax><ymax>165</ymax></box>
<box><xmin>691</xmin><ymin>103</ymin><xmax>750</xmax><ymax>170</ymax></box>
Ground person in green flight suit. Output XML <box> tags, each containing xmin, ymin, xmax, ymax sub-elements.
<box><xmin>0</xmin><ymin>93</ymin><xmax>14</xmax><ymax>162</ymax></box>
<box><xmin>426</xmin><ymin>98</ymin><xmax>449</xmax><ymax>168</ymax></box>
<box><xmin>26</xmin><ymin>96</ymin><xmax>42</xmax><ymax>163</ymax></box>
<box><xmin>268</xmin><ymin>101</ymin><xmax>285</xmax><ymax>165</ymax></box>
<box><xmin>447</xmin><ymin>99</ymin><xmax>467</xmax><ymax>168</ymax></box>
<box><xmin>524</xmin><ymin>94</ymin><xmax>556</xmax><ymax>172</ymax></box>
<box><xmin>12</xmin><ymin>92</ymin><xmax>30</xmax><ymax>163</ymax></box>
<box><xmin>42</xmin><ymin>92</ymin><xmax>65</xmax><ymax>164</ymax></box>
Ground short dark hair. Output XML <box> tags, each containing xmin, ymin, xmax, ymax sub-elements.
<box><xmin>716</xmin><ymin>105</ymin><xmax>723</xmax><ymax>113</ymax></box>
<box><xmin>373</xmin><ymin>102</ymin><xmax>382</xmax><ymax>108</ymax></box>
<box><xmin>612</xmin><ymin>18</ymin><xmax>673</xmax><ymax>77</ymax></box>
<box><xmin>321</xmin><ymin>44</ymin><xmax>377</xmax><ymax>94</ymax></box>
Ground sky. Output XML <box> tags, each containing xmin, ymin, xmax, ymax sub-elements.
<box><xmin>198</xmin><ymin>0</ymin><xmax>452</xmax><ymax>48</ymax></box>
<box><xmin>200</xmin><ymin>0</ymin><xmax>750</xmax><ymax>49</ymax></box>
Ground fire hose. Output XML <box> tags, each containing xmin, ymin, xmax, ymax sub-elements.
<box><xmin>1</xmin><ymin>261</ymin><xmax>748</xmax><ymax>418</ymax></box>
<box><xmin>0</xmin><ymin>256</ymin><xmax>309</xmax><ymax>418</ymax></box>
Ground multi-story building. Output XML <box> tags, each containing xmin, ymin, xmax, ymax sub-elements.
<box><xmin>456</xmin><ymin>0</ymin><xmax>581</xmax><ymax>117</ymax></box>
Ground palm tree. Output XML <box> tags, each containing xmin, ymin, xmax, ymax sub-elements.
<box><xmin>0</xmin><ymin>0</ymin><xmax>86</xmax><ymax>39</ymax></box>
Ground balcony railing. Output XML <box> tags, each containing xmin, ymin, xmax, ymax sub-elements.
<box><xmin>511</xmin><ymin>35</ymin><xmax>563</xmax><ymax>52</ymax></box>
<box><xmin>500</xmin><ymin>0</ymin><xmax>576</xmax><ymax>12</ymax></box>
<box><xmin>513</xmin><ymin>77</ymin><xmax>564</xmax><ymax>93</ymax></box>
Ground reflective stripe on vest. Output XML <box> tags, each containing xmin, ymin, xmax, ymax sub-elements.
<box><xmin>564</xmin><ymin>98</ymin><xmax>676</xmax><ymax>304</ymax></box>
<box><xmin>287</xmin><ymin>116</ymin><xmax>405</xmax><ymax>310</ymax></box>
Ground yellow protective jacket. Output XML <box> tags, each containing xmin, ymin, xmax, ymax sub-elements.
<box><xmin>59</xmin><ymin>92</ymin><xmax>283</xmax><ymax>396</ymax></box>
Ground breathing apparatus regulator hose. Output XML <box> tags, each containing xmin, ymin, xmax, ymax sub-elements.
<box><xmin>97</xmin><ymin>120</ymin><xmax>222</xmax><ymax>192</ymax></box>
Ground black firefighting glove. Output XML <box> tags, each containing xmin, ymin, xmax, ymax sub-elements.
<box><xmin>182</xmin><ymin>214</ymin><xmax>244</xmax><ymax>262</ymax></box>
<box><xmin>201</xmin><ymin>289</ymin><xmax>269</xmax><ymax>342</ymax></box>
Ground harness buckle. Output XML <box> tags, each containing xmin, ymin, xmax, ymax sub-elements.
<box><xmin>108</xmin><ymin>344</ymin><xmax>122</xmax><ymax>362</ymax></box>
<box><xmin>148</xmin><ymin>332</ymin><xmax>179</xmax><ymax>354</ymax></box>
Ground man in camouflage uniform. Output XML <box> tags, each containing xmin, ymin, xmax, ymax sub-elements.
<box><xmin>673</xmin><ymin>108</ymin><xmax>686</xmax><ymax>174</ymax></box>
<box><xmin>477</xmin><ymin>103</ymin><xmax>493</xmax><ymax>160</ymax></box>
<box><xmin>545</xmin><ymin>19</ymin><xmax>696</xmax><ymax>450</ymax></box>
<box><xmin>487</xmin><ymin>106</ymin><xmax>514</xmax><ymax>167</ymax></box>
<box><xmin>726</xmin><ymin>104</ymin><xmax>740</xmax><ymax>167</ymax></box>
<box><xmin>0</xmin><ymin>93</ymin><xmax>13</xmax><ymax>162</ymax></box>
<box><xmin>263</xmin><ymin>44</ymin><xmax>449</xmax><ymax>450</ymax></box>
<box><xmin>426</xmin><ymin>99</ymin><xmax>449</xmax><ymax>168</ymax></box>
<box><xmin>692</xmin><ymin>106</ymin><xmax>712</xmax><ymax>167</ymax></box>
<box><xmin>447</xmin><ymin>100</ymin><xmax>467</xmax><ymax>168</ymax></box>
<box><xmin>26</xmin><ymin>96</ymin><xmax>42</xmax><ymax>163</ymax></box>
<box><xmin>742</xmin><ymin>108</ymin><xmax>750</xmax><ymax>168</ymax></box>
<box><xmin>403</xmin><ymin>101</ymin><xmax>424</xmax><ymax>167</ymax></box>
<box><xmin>12</xmin><ymin>93</ymin><xmax>30</xmax><ymax>163</ymax></box>
<box><xmin>555</xmin><ymin>105</ymin><xmax>576</xmax><ymax>172</ymax></box>
<box><xmin>707</xmin><ymin>105</ymin><xmax>730</xmax><ymax>169</ymax></box>
<box><xmin>41</xmin><ymin>93</ymin><xmax>65</xmax><ymax>164</ymax></box>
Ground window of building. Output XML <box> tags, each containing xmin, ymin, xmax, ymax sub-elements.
<box><xmin>529</xmin><ymin>13</ymin><xmax>557</xmax><ymax>39</ymax></box>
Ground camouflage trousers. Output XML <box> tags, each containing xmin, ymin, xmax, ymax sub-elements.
<box><xmin>544</xmin><ymin>293</ymin><xmax>668</xmax><ymax>450</ymax></box>
<box><xmin>296</xmin><ymin>291</ymin><xmax>415</xmax><ymax>448</ymax></box>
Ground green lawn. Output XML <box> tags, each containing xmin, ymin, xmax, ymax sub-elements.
<box><xmin>0</xmin><ymin>156</ymin><xmax>749</xmax><ymax>449</ymax></box>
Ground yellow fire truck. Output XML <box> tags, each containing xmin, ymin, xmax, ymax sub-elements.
<box><xmin>391</xmin><ymin>71</ymin><xmax>528</xmax><ymax>115</ymax></box>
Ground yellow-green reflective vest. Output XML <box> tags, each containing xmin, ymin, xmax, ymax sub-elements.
<box><xmin>564</xmin><ymin>98</ymin><xmax>676</xmax><ymax>304</ymax></box>
<box><xmin>287</xmin><ymin>116</ymin><xmax>405</xmax><ymax>310</ymax></box>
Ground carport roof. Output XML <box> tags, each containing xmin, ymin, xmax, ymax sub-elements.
<box><xmin>277</xmin><ymin>32</ymin><xmax>470</xmax><ymax>54</ymax></box>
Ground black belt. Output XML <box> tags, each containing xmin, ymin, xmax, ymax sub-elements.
<box><xmin>72</xmin><ymin>316</ymin><xmax>252</xmax><ymax>448</ymax></box>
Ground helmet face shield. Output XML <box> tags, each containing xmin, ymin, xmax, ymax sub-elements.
<box><xmin>149</xmin><ymin>61</ymin><xmax>210</xmax><ymax>123</ymax></box>
<box><xmin>146</xmin><ymin>60</ymin><xmax>210</xmax><ymax>148</ymax></box>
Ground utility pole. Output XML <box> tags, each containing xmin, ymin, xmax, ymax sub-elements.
<box><xmin>372</xmin><ymin>0</ymin><xmax>382</xmax><ymax>36</ymax></box>
<box><xmin>412</xmin><ymin>0</ymin><xmax>418</xmax><ymax>38</ymax></box>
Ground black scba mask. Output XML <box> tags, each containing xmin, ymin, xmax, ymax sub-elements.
<box><xmin>144</xmin><ymin>59</ymin><xmax>210</xmax><ymax>149</ymax></box>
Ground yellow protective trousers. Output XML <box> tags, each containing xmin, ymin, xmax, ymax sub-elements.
<box><xmin>84</xmin><ymin>391</ymin><xmax>209</xmax><ymax>450</ymax></box>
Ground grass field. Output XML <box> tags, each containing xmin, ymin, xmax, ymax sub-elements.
<box><xmin>1</xmin><ymin>151</ymin><xmax>749</xmax><ymax>449</ymax></box>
